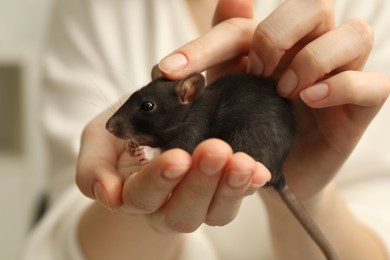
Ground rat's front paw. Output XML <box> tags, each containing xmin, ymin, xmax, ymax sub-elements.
<box><xmin>131</xmin><ymin>146</ymin><xmax>162</xmax><ymax>165</ymax></box>
<box><xmin>133</xmin><ymin>146</ymin><xmax>150</xmax><ymax>165</ymax></box>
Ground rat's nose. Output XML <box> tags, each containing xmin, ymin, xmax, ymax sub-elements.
<box><xmin>106</xmin><ymin>125</ymin><xmax>115</xmax><ymax>134</ymax></box>
<box><xmin>105</xmin><ymin>117</ymin><xmax>115</xmax><ymax>132</ymax></box>
<box><xmin>105</xmin><ymin>116</ymin><xmax>125</xmax><ymax>138</ymax></box>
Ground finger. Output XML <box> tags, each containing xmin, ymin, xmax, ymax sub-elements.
<box><xmin>149</xmin><ymin>139</ymin><xmax>233</xmax><ymax>233</ymax></box>
<box><xmin>158</xmin><ymin>18</ymin><xmax>257</xmax><ymax>80</ymax></box>
<box><xmin>205</xmin><ymin>153</ymin><xmax>270</xmax><ymax>226</ymax></box>
<box><xmin>207</xmin><ymin>0</ymin><xmax>254</xmax><ymax>82</ymax></box>
<box><xmin>212</xmin><ymin>0</ymin><xmax>253</xmax><ymax>25</ymax></box>
<box><xmin>77</xmin><ymin>159</ymin><xmax>124</xmax><ymax>211</ymax></box>
<box><xmin>76</xmin><ymin>120</ymin><xmax>124</xmax><ymax>210</ymax></box>
<box><xmin>300</xmin><ymin>71</ymin><xmax>390</xmax><ymax>109</ymax></box>
<box><xmin>121</xmin><ymin>149</ymin><xmax>192</xmax><ymax>214</ymax></box>
<box><xmin>278</xmin><ymin>19</ymin><xmax>374</xmax><ymax>98</ymax></box>
<box><xmin>248</xmin><ymin>0</ymin><xmax>334</xmax><ymax>77</ymax></box>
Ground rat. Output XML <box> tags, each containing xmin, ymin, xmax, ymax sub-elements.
<box><xmin>106</xmin><ymin>65</ymin><xmax>338</xmax><ymax>260</ymax></box>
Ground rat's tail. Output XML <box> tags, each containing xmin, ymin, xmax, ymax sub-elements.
<box><xmin>276</xmin><ymin>184</ymin><xmax>339</xmax><ymax>260</ymax></box>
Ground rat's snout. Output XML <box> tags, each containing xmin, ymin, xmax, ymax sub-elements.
<box><xmin>105</xmin><ymin>117</ymin><xmax>117</xmax><ymax>133</ymax></box>
<box><xmin>105</xmin><ymin>116</ymin><xmax>127</xmax><ymax>139</ymax></box>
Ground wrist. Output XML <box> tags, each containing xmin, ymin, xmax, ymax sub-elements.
<box><xmin>79</xmin><ymin>202</ymin><xmax>183</xmax><ymax>260</ymax></box>
<box><xmin>258</xmin><ymin>183</ymin><xmax>338</xmax><ymax>259</ymax></box>
<box><xmin>259</xmin><ymin>182</ymin><xmax>387</xmax><ymax>260</ymax></box>
<box><xmin>259</xmin><ymin>182</ymin><xmax>333</xmax><ymax>216</ymax></box>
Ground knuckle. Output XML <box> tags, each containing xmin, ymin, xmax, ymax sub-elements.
<box><xmin>254</xmin><ymin>20</ymin><xmax>280</xmax><ymax>49</ymax></box>
<box><xmin>189</xmin><ymin>187</ymin><xmax>212</xmax><ymax>200</ymax></box>
<box><xmin>122</xmin><ymin>196</ymin><xmax>155</xmax><ymax>214</ymax></box>
<box><xmin>189</xmin><ymin>39</ymin><xmax>212</xmax><ymax>58</ymax></box>
<box><xmin>299</xmin><ymin>45</ymin><xmax>319</xmax><ymax>68</ymax></box>
<box><xmin>342</xmin><ymin>72</ymin><xmax>359</xmax><ymax>102</ymax></box>
<box><xmin>222</xmin><ymin>18</ymin><xmax>258</xmax><ymax>52</ymax></box>
<box><xmin>296</xmin><ymin>45</ymin><xmax>324</xmax><ymax>76</ymax></box>
<box><xmin>201</xmin><ymin>18</ymin><xmax>255</xmax><ymax>54</ymax></box>
<box><xmin>204</xmin><ymin>197</ymin><xmax>242</xmax><ymax>227</ymax></box>
<box><xmin>306</xmin><ymin>0</ymin><xmax>334</xmax><ymax>21</ymax></box>
<box><xmin>219</xmin><ymin>189</ymin><xmax>243</xmax><ymax>204</ymax></box>
<box><xmin>224</xmin><ymin>17</ymin><xmax>256</xmax><ymax>39</ymax></box>
<box><xmin>336</xmin><ymin>71</ymin><xmax>360</xmax><ymax>103</ymax></box>
<box><xmin>223</xmin><ymin>17</ymin><xmax>249</xmax><ymax>30</ymax></box>
<box><xmin>165</xmin><ymin>218</ymin><xmax>199</xmax><ymax>233</ymax></box>
<box><xmin>347</xmin><ymin>19</ymin><xmax>374</xmax><ymax>50</ymax></box>
<box><xmin>148</xmin><ymin>174</ymin><xmax>172</xmax><ymax>193</ymax></box>
<box><xmin>205</xmin><ymin>215</ymin><xmax>235</xmax><ymax>227</ymax></box>
<box><xmin>186</xmin><ymin>180</ymin><xmax>215</xmax><ymax>198</ymax></box>
<box><xmin>337</xmin><ymin>71</ymin><xmax>390</xmax><ymax>107</ymax></box>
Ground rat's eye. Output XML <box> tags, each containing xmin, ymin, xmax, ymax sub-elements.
<box><xmin>140</xmin><ymin>101</ymin><xmax>155</xmax><ymax>112</ymax></box>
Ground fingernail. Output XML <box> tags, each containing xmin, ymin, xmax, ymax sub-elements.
<box><xmin>198</xmin><ymin>153</ymin><xmax>227</xmax><ymax>176</ymax></box>
<box><xmin>159</xmin><ymin>53</ymin><xmax>188</xmax><ymax>74</ymax></box>
<box><xmin>228</xmin><ymin>171</ymin><xmax>252</xmax><ymax>189</ymax></box>
<box><xmin>300</xmin><ymin>83</ymin><xmax>329</xmax><ymax>103</ymax></box>
<box><xmin>93</xmin><ymin>182</ymin><xmax>113</xmax><ymax>211</ymax></box>
<box><xmin>278</xmin><ymin>69</ymin><xmax>298</xmax><ymax>97</ymax></box>
<box><xmin>247</xmin><ymin>52</ymin><xmax>264</xmax><ymax>76</ymax></box>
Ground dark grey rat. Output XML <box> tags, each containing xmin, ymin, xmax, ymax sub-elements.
<box><xmin>106</xmin><ymin>66</ymin><xmax>338</xmax><ymax>260</ymax></box>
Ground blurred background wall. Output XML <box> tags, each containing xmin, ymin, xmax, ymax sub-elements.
<box><xmin>0</xmin><ymin>0</ymin><xmax>54</xmax><ymax>259</ymax></box>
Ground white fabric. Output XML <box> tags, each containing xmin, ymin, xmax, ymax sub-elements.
<box><xmin>23</xmin><ymin>0</ymin><xmax>390</xmax><ymax>259</ymax></box>
<box><xmin>22</xmin><ymin>186</ymin><xmax>90</xmax><ymax>260</ymax></box>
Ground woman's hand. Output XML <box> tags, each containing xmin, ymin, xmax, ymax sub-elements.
<box><xmin>159</xmin><ymin>0</ymin><xmax>390</xmax><ymax>201</ymax></box>
<box><xmin>157</xmin><ymin>1</ymin><xmax>389</xmax><ymax>258</ymax></box>
<box><xmin>76</xmin><ymin>107</ymin><xmax>271</xmax><ymax>232</ymax></box>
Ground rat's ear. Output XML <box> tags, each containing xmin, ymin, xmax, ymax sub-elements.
<box><xmin>151</xmin><ymin>64</ymin><xmax>162</xmax><ymax>80</ymax></box>
<box><xmin>176</xmin><ymin>73</ymin><xmax>206</xmax><ymax>104</ymax></box>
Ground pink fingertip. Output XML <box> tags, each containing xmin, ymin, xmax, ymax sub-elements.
<box><xmin>159</xmin><ymin>53</ymin><xmax>188</xmax><ymax>75</ymax></box>
<box><xmin>251</xmin><ymin>162</ymin><xmax>272</xmax><ymax>187</ymax></box>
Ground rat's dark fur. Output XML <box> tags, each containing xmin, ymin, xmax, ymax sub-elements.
<box><xmin>106</xmin><ymin>72</ymin><xmax>338</xmax><ymax>260</ymax></box>
<box><xmin>106</xmin><ymin>74</ymin><xmax>294</xmax><ymax>188</ymax></box>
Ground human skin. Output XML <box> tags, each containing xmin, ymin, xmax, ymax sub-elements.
<box><xmin>76</xmin><ymin>0</ymin><xmax>390</xmax><ymax>259</ymax></box>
